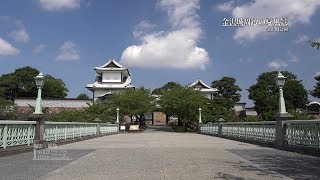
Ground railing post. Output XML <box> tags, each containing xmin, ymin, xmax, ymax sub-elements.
<box><xmin>28</xmin><ymin>114</ymin><xmax>46</xmax><ymax>148</ymax></box>
<box><xmin>72</xmin><ymin>125</ymin><xmax>75</xmax><ymax>138</ymax></box>
<box><xmin>54</xmin><ymin>125</ymin><xmax>58</xmax><ymax>141</ymax></box>
<box><xmin>3</xmin><ymin>124</ymin><xmax>8</xmax><ymax>149</ymax></box>
<box><xmin>316</xmin><ymin>123</ymin><xmax>319</xmax><ymax>148</ymax></box>
<box><xmin>275</xmin><ymin>114</ymin><xmax>292</xmax><ymax>147</ymax></box>
<box><xmin>27</xmin><ymin>124</ymin><xmax>32</xmax><ymax>146</ymax></box>
<box><xmin>64</xmin><ymin>125</ymin><xmax>67</xmax><ymax>140</ymax></box>
<box><xmin>94</xmin><ymin>118</ymin><xmax>102</xmax><ymax>136</ymax></box>
<box><xmin>218</xmin><ymin>123</ymin><xmax>223</xmax><ymax>137</ymax></box>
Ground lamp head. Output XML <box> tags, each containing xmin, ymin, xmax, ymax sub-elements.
<box><xmin>34</xmin><ymin>72</ymin><xmax>45</xmax><ymax>88</ymax></box>
<box><xmin>276</xmin><ymin>72</ymin><xmax>286</xmax><ymax>88</ymax></box>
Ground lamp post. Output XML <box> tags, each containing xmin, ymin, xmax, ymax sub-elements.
<box><xmin>198</xmin><ymin>107</ymin><xmax>202</xmax><ymax>123</ymax></box>
<box><xmin>116</xmin><ymin>108</ymin><xmax>120</xmax><ymax>124</ymax></box>
<box><xmin>34</xmin><ymin>72</ymin><xmax>45</xmax><ymax>114</ymax></box>
<box><xmin>275</xmin><ymin>72</ymin><xmax>292</xmax><ymax>147</ymax></box>
<box><xmin>28</xmin><ymin>72</ymin><xmax>46</xmax><ymax>148</ymax></box>
<box><xmin>276</xmin><ymin>72</ymin><xmax>287</xmax><ymax>114</ymax></box>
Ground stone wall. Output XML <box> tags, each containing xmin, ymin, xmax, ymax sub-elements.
<box><xmin>14</xmin><ymin>98</ymin><xmax>92</xmax><ymax>114</ymax></box>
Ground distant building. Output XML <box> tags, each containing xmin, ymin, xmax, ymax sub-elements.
<box><xmin>85</xmin><ymin>59</ymin><xmax>135</xmax><ymax>101</ymax></box>
<box><xmin>233</xmin><ymin>103</ymin><xmax>258</xmax><ymax>118</ymax></box>
<box><xmin>189</xmin><ymin>79</ymin><xmax>218</xmax><ymax>99</ymax></box>
<box><xmin>307</xmin><ymin>101</ymin><xmax>320</xmax><ymax>115</ymax></box>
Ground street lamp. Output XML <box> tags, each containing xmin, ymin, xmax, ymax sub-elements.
<box><xmin>116</xmin><ymin>107</ymin><xmax>120</xmax><ymax>123</ymax></box>
<box><xmin>34</xmin><ymin>72</ymin><xmax>45</xmax><ymax>114</ymax></box>
<box><xmin>276</xmin><ymin>72</ymin><xmax>287</xmax><ymax>114</ymax></box>
<box><xmin>198</xmin><ymin>107</ymin><xmax>202</xmax><ymax>123</ymax></box>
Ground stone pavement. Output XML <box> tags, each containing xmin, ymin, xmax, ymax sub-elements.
<box><xmin>1</xmin><ymin>125</ymin><xmax>320</xmax><ymax>180</ymax></box>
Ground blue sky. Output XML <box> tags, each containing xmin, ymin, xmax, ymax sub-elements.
<box><xmin>0</xmin><ymin>0</ymin><xmax>320</xmax><ymax>106</ymax></box>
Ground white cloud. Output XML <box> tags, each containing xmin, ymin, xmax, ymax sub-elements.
<box><xmin>56</xmin><ymin>41</ymin><xmax>80</xmax><ymax>61</ymax></box>
<box><xmin>8</xmin><ymin>20</ymin><xmax>30</xmax><ymax>43</ymax></box>
<box><xmin>32</xmin><ymin>44</ymin><xmax>47</xmax><ymax>54</ymax></box>
<box><xmin>268</xmin><ymin>60</ymin><xmax>288</xmax><ymax>69</ymax></box>
<box><xmin>120</xmin><ymin>0</ymin><xmax>209</xmax><ymax>70</ymax></box>
<box><xmin>218</xmin><ymin>0</ymin><xmax>320</xmax><ymax>42</ymax></box>
<box><xmin>0</xmin><ymin>37</ymin><xmax>19</xmax><ymax>56</ymax></box>
<box><xmin>287</xmin><ymin>51</ymin><xmax>299</xmax><ymax>63</ymax></box>
<box><xmin>39</xmin><ymin>0</ymin><xmax>81</xmax><ymax>11</ymax></box>
<box><xmin>9</xmin><ymin>28</ymin><xmax>30</xmax><ymax>43</ymax></box>
<box><xmin>294</xmin><ymin>34</ymin><xmax>310</xmax><ymax>44</ymax></box>
<box><xmin>133</xmin><ymin>21</ymin><xmax>157</xmax><ymax>38</ymax></box>
<box><xmin>217</xmin><ymin>1</ymin><xmax>235</xmax><ymax>12</ymax></box>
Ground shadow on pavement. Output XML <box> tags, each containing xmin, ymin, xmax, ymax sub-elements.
<box><xmin>227</xmin><ymin>149</ymin><xmax>320</xmax><ymax>179</ymax></box>
<box><xmin>0</xmin><ymin>149</ymin><xmax>95</xmax><ymax>179</ymax></box>
<box><xmin>143</xmin><ymin>125</ymin><xmax>175</xmax><ymax>133</ymax></box>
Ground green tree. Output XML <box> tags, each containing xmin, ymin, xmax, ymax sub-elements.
<box><xmin>152</xmin><ymin>82</ymin><xmax>183</xmax><ymax>95</ymax></box>
<box><xmin>203</xmin><ymin>97</ymin><xmax>238</xmax><ymax>123</ymax></box>
<box><xmin>110</xmin><ymin>87</ymin><xmax>155</xmax><ymax>124</ymax></box>
<box><xmin>77</xmin><ymin>93</ymin><xmax>90</xmax><ymax>100</ymax></box>
<box><xmin>42</xmin><ymin>75</ymin><xmax>68</xmax><ymax>98</ymax></box>
<box><xmin>308</xmin><ymin>40</ymin><xmax>320</xmax><ymax>50</ymax></box>
<box><xmin>310</xmin><ymin>75</ymin><xmax>320</xmax><ymax>98</ymax></box>
<box><xmin>0</xmin><ymin>66</ymin><xmax>68</xmax><ymax>100</ymax></box>
<box><xmin>159</xmin><ymin>86</ymin><xmax>207</xmax><ymax>131</ymax></box>
<box><xmin>211</xmin><ymin>76</ymin><xmax>242</xmax><ymax>109</ymax></box>
<box><xmin>48</xmin><ymin>103</ymin><xmax>114</xmax><ymax>123</ymax></box>
<box><xmin>0</xmin><ymin>97</ymin><xmax>15</xmax><ymax>120</ymax></box>
<box><xmin>248</xmin><ymin>71</ymin><xmax>308</xmax><ymax>120</ymax></box>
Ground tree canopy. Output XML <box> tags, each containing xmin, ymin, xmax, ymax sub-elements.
<box><xmin>310</xmin><ymin>75</ymin><xmax>320</xmax><ymax>98</ymax></box>
<box><xmin>248</xmin><ymin>71</ymin><xmax>308</xmax><ymax>120</ymax></box>
<box><xmin>308</xmin><ymin>40</ymin><xmax>320</xmax><ymax>50</ymax></box>
<box><xmin>152</xmin><ymin>82</ymin><xmax>183</xmax><ymax>95</ymax></box>
<box><xmin>0</xmin><ymin>66</ymin><xmax>68</xmax><ymax>100</ymax></box>
<box><xmin>159</xmin><ymin>85</ymin><xmax>207</xmax><ymax>128</ymax></box>
<box><xmin>211</xmin><ymin>76</ymin><xmax>241</xmax><ymax>109</ymax></box>
<box><xmin>110</xmin><ymin>87</ymin><xmax>155</xmax><ymax>123</ymax></box>
<box><xmin>77</xmin><ymin>93</ymin><xmax>90</xmax><ymax>100</ymax></box>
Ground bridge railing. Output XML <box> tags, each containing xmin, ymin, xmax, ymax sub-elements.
<box><xmin>44</xmin><ymin>122</ymin><xmax>97</xmax><ymax>142</ymax></box>
<box><xmin>284</xmin><ymin>120</ymin><xmax>320</xmax><ymax>149</ymax></box>
<box><xmin>0</xmin><ymin>121</ymin><xmax>36</xmax><ymax>149</ymax></box>
<box><xmin>0</xmin><ymin>120</ymin><xmax>119</xmax><ymax>149</ymax></box>
<box><xmin>199</xmin><ymin>120</ymin><xmax>320</xmax><ymax>150</ymax></box>
<box><xmin>221</xmin><ymin>121</ymin><xmax>276</xmax><ymax>143</ymax></box>
<box><xmin>100</xmin><ymin>123</ymin><xmax>119</xmax><ymax>134</ymax></box>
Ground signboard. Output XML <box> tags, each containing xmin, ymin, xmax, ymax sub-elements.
<box><xmin>120</xmin><ymin>126</ymin><xmax>126</xmax><ymax>131</ymax></box>
<box><xmin>129</xmin><ymin>125</ymin><xmax>139</xmax><ymax>131</ymax></box>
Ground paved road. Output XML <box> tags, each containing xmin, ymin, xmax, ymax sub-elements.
<box><xmin>1</xmin><ymin>125</ymin><xmax>320</xmax><ymax>180</ymax></box>
<box><xmin>143</xmin><ymin>125</ymin><xmax>175</xmax><ymax>133</ymax></box>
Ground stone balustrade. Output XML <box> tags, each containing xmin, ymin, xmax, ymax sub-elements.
<box><xmin>199</xmin><ymin>120</ymin><xmax>320</xmax><ymax>150</ymax></box>
<box><xmin>0</xmin><ymin>120</ymin><xmax>119</xmax><ymax>149</ymax></box>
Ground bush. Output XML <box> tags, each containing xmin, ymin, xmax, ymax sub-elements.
<box><xmin>48</xmin><ymin>103</ymin><xmax>115</xmax><ymax>123</ymax></box>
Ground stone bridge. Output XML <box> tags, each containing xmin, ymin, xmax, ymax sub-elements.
<box><xmin>1</xmin><ymin>125</ymin><xmax>320</xmax><ymax>180</ymax></box>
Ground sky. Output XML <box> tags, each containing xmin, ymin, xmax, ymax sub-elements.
<box><xmin>0</xmin><ymin>0</ymin><xmax>320</xmax><ymax>107</ymax></box>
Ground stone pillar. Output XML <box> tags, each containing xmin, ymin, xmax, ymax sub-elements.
<box><xmin>94</xmin><ymin>118</ymin><xmax>102</xmax><ymax>136</ymax></box>
<box><xmin>151</xmin><ymin>112</ymin><xmax>154</xmax><ymax>125</ymax></box>
<box><xmin>218</xmin><ymin>123</ymin><xmax>223</xmax><ymax>137</ymax></box>
<box><xmin>275</xmin><ymin>114</ymin><xmax>293</xmax><ymax>147</ymax></box>
<box><xmin>28</xmin><ymin>114</ymin><xmax>47</xmax><ymax>148</ymax></box>
<box><xmin>217</xmin><ymin>118</ymin><xmax>225</xmax><ymax>137</ymax></box>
